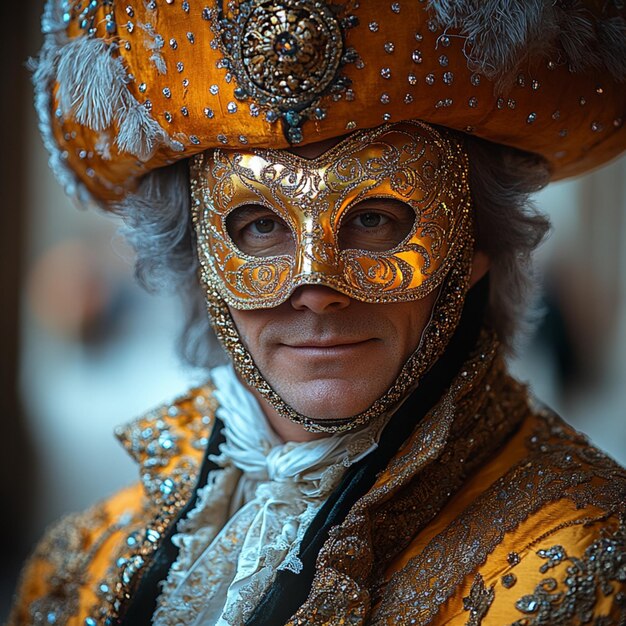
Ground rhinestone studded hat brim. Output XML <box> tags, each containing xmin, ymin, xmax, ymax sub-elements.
<box><xmin>35</xmin><ymin>0</ymin><xmax>626</xmax><ymax>208</ymax></box>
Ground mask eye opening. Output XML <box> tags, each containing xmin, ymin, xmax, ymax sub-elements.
<box><xmin>337</xmin><ymin>196</ymin><xmax>417</xmax><ymax>253</ymax></box>
<box><xmin>224</xmin><ymin>203</ymin><xmax>297</xmax><ymax>258</ymax></box>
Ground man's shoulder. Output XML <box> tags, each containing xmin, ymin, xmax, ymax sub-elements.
<box><xmin>517</xmin><ymin>407</ymin><xmax>626</xmax><ymax>509</ymax></box>
<box><xmin>8</xmin><ymin>383</ymin><xmax>220</xmax><ymax>626</ymax></box>
<box><xmin>445</xmin><ymin>404</ymin><xmax>626</xmax><ymax>521</ymax></box>
<box><xmin>373</xmin><ymin>408</ymin><xmax>626</xmax><ymax>624</ymax></box>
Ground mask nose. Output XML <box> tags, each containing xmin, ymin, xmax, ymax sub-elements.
<box><xmin>293</xmin><ymin>219</ymin><xmax>341</xmax><ymax>281</ymax></box>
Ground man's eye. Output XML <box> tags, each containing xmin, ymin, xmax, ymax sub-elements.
<box><xmin>225</xmin><ymin>205</ymin><xmax>294</xmax><ymax>257</ymax></box>
<box><xmin>250</xmin><ymin>218</ymin><xmax>278</xmax><ymax>234</ymax></box>
<box><xmin>339</xmin><ymin>200</ymin><xmax>415</xmax><ymax>252</ymax></box>
<box><xmin>354</xmin><ymin>213</ymin><xmax>389</xmax><ymax>228</ymax></box>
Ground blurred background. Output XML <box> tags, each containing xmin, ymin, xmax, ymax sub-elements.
<box><xmin>2</xmin><ymin>2</ymin><xmax>625</xmax><ymax>622</ymax></box>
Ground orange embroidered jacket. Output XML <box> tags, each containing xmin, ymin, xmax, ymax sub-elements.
<box><xmin>8</xmin><ymin>335</ymin><xmax>626</xmax><ymax>626</ymax></box>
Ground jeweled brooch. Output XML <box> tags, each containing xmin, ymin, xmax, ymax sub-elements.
<box><xmin>214</xmin><ymin>0</ymin><xmax>358</xmax><ymax>143</ymax></box>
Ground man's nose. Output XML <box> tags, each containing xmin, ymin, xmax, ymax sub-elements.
<box><xmin>290</xmin><ymin>285</ymin><xmax>351</xmax><ymax>313</ymax></box>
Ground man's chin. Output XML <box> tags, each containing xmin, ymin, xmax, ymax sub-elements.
<box><xmin>271</xmin><ymin>377</ymin><xmax>384</xmax><ymax>422</ymax></box>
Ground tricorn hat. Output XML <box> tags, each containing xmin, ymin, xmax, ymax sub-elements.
<box><xmin>35</xmin><ymin>0</ymin><xmax>626</xmax><ymax>207</ymax></box>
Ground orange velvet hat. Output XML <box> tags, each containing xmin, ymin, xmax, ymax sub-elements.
<box><xmin>35</xmin><ymin>0</ymin><xmax>626</xmax><ymax>207</ymax></box>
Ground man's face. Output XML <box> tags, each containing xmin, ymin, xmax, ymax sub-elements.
<box><xmin>191</xmin><ymin>121</ymin><xmax>474</xmax><ymax>430</ymax></box>
<box><xmin>229</xmin><ymin>283</ymin><xmax>436</xmax><ymax>421</ymax></box>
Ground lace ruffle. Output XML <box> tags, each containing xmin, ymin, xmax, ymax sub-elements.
<box><xmin>152</xmin><ymin>364</ymin><xmax>387</xmax><ymax>626</ymax></box>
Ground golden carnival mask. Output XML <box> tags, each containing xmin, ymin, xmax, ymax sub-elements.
<box><xmin>191</xmin><ymin>121</ymin><xmax>472</xmax><ymax>310</ymax></box>
<box><xmin>190</xmin><ymin>121</ymin><xmax>475</xmax><ymax>433</ymax></box>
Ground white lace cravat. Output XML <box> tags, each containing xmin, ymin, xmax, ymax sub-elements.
<box><xmin>152</xmin><ymin>364</ymin><xmax>387</xmax><ymax>626</ymax></box>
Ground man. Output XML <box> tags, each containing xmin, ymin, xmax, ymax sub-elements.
<box><xmin>9</xmin><ymin>1</ymin><xmax>626</xmax><ymax>624</ymax></box>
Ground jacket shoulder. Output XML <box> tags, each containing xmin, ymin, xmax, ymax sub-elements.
<box><xmin>375</xmin><ymin>410</ymin><xmax>626</xmax><ymax>625</ymax></box>
<box><xmin>8</xmin><ymin>383</ymin><xmax>218</xmax><ymax>626</ymax></box>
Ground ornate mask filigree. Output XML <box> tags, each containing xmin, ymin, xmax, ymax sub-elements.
<box><xmin>191</xmin><ymin>121</ymin><xmax>472</xmax><ymax>311</ymax></box>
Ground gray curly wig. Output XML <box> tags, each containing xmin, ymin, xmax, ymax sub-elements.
<box><xmin>115</xmin><ymin>131</ymin><xmax>550</xmax><ymax>369</ymax></box>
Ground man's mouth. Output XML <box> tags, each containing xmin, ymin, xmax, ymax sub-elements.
<box><xmin>282</xmin><ymin>338</ymin><xmax>377</xmax><ymax>350</ymax></box>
